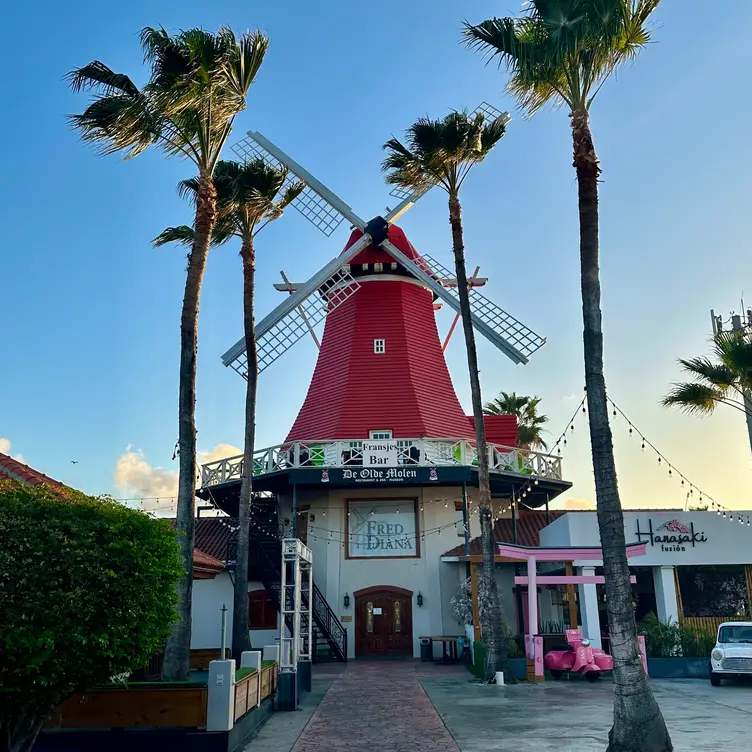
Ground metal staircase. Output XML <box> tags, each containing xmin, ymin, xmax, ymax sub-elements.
<box><xmin>252</xmin><ymin>537</ymin><xmax>348</xmax><ymax>662</ymax></box>
<box><xmin>223</xmin><ymin>497</ymin><xmax>347</xmax><ymax>662</ymax></box>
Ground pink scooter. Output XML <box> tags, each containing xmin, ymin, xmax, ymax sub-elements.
<box><xmin>543</xmin><ymin>629</ymin><xmax>613</xmax><ymax>682</ymax></box>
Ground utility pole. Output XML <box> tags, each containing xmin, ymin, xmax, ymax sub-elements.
<box><xmin>711</xmin><ymin>307</ymin><xmax>752</xmax><ymax>453</ymax></box>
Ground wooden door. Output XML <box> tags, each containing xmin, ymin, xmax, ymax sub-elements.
<box><xmin>355</xmin><ymin>589</ymin><xmax>413</xmax><ymax>656</ymax></box>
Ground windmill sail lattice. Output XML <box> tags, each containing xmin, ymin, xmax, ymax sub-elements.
<box><xmin>232</xmin><ymin>136</ymin><xmax>348</xmax><ymax>238</ymax></box>
<box><xmin>416</xmin><ymin>253</ymin><xmax>545</xmax><ymax>360</ymax></box>
<box><xmin>228</xmin><ymin>267</ymin><xmax>360</xmax><ymax>376</ymax></box>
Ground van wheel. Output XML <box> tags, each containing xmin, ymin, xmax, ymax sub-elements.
<box><xmin>549</xmin><ymin>670</ymin><xmax>563</xmax><ymax>680</ymax></box>
<box><xmin>710</xmin><ymin>672</ymin><xmax>722</xmax><ymax>687</ymax></box>
<box><xmin>585</xmin><ymin>671</ymin><xmax>600</xmax><ymax>682</ymax></box>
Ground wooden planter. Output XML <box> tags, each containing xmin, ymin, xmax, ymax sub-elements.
<box><xmin>46</xmin><ymin>684</ymin><xmax>208</xmax><ymax>730</ymax></box>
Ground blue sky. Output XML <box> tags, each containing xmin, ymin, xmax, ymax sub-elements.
<box><xmin>2</xmin><ymin>0</ymin><xmax>751</xmax><ymax>514</ymax></box>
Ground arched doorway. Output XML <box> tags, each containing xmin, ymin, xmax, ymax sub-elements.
<box><xmin>354</xmin><ymin>586</ymin><xmax>413</xmax><ymax>657</ymax></box>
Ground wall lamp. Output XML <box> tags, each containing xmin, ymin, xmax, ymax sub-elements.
<box><xmin>416</xmin><ymin>591</ymin><xmax>424</xmax><ymax>608</ymax></box>
<box><xmin>343</xmin><ymin>593</ymin><xmax>350</xmax><ymax>609</ymax></box>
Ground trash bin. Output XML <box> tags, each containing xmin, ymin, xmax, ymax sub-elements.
<box><xmin>420</xmin><ymin>638</ymin><xmax>433</xmax><ymax>662</ymax></box>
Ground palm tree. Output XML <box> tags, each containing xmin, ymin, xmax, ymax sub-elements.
<box><xmin>483</xmin><ymin>391</ymin><xmax>548</xmax><ymax>449</ymax></box>
<box><xmin>68</xmin><ymin>27</ymin><xmax>269</xmax><ymax>681</ymax></box>
<box><xmin>663</xmin><ymin>329</ymin><xmax>752</xmax><ymax>451</ymax></box>
<box><xmin>155</xmin><ymin>160</ymin><xmax>303</xmax><ymax>659</ymax></box>
<box><xmin>464</xmin><ymin>2</ymin><xmax>671</xmax><ymax>748</ymax></box>
<box><xmin>382</xmin><ymin>111</ymin><xmax>507</xmax><ymax>679</ymax></box>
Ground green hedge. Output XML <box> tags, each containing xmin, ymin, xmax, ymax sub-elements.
<box><xmin>637</xmin><ymin>613</ymin><xmax>716</xmax><ymax>658</ymax></box>
<box><xmin>469</xmin><ymin>639</ymin><xmax>523</xmax><ymax>678</ymax></box>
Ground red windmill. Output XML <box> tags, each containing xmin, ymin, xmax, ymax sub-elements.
<box><xmin>222</xmin><ymin>108</ymin><xmax>547</xmax><ymax>449</ymax></box>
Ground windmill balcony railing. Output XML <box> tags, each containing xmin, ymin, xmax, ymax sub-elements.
<box><xmin>200</xmin><ymin>438</ymin><xmax>563</xmax><ymax>489</ymax></box>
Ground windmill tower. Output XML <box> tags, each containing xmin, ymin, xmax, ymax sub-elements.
<box><xmin>221</xmin><ymin>104</ymin><xmax>547</xmax><ymax>446</ymax></box>
<box><xmin>198</xmin><ymin>108</ymin><xmax>572</xmax><ymax>665</ymax></box>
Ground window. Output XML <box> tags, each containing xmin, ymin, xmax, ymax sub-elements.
<box><xmin>369</xmin><ymin>430</ymin><xmax>393</xmax><ymax>439</ymax></box>
<box><xmin>249</xmin><ymin>590</ymin><xmax>277</xmax><ymax>630</ymax></box>
<box><xmin>374</xmin><ymin>339</ymin><xmax>385</xmax><ymax>354</ymax></box>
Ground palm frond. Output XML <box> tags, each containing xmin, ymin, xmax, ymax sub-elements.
<box><xmin>223</xmin><ymin>29</ymin><xmax>269</xmax><ymax>98</ymax></box>
<box><xmin>68</xmin><ymin>94</ymin><xmax>160</xmax><ymax>158</ymax></box>
<box><xmin>66</xmin><ymin>61</ymin><xmax>140</xmax><ymax>97</ymax></box>
<box><xmin>152</xmin><ymin>225</ymin><xmax>195</xmax><ymax>247</ymax></box>
<box><xmin>677</xmin><ymin>357</ymin><xmax>735</xmax><ymax>391</ymax></box>
<box><xmin>382</xmin><ymin>110</ymin><xmax>504</xmax><ymax>193</ymax></box>
<box><xmin>662</xmin><ymin>383</ymin><xmax>723</xmax><ymax>416</ymax></box>
<box><xmin>280</xmin><ymin>180</ymin><xmax>305</xmax><ymax>210</ymax></box>
<box><xmin>464</xmin><ymin>0</ymin><xmax>662</xmax><ymax>114</ymax></box>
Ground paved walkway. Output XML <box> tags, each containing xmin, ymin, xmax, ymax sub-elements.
<box><xmin>291</xmin><ymin>663</ymin><xmax>460</xmax><ymax>752</ymax></box>
<box><xmin>245</xmin><ymin>663</ymin><xmax>752</xmax><ymax>752</ymax></box>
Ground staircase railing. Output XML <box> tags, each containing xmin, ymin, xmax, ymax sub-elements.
<box><xmin>251</xmin><ymin>537</ymin><xmax>347</xmax><ymax>662</ymax></box>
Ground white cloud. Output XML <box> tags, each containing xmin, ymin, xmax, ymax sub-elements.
<box><xmin>114</xmin><ymin>443</ymin><xmax>242</xmax><ymax>513</ymax></box>
<box><xmin>0</xmin><ymin>438</ymin><xmax>25</xmax><ymax>464</ymax></box>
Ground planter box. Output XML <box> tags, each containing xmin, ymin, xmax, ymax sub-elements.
<box><xmin>46</xmin><ymin>684</ymin><xmax>208</xmax><ymax>730</ymax></box>
<box><xmin>648</xmin><ymin>657</ymin><xmax>710</xmax><ymax>679</ymax></box>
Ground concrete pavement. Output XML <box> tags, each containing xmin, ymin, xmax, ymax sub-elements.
<box><xmin>242</xmin><ymin>662</ymin><xmax>752</xmax><ymax>752</ymax></box>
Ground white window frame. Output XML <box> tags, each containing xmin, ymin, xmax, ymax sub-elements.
<box><xmin>373</xmin><ymin>338</ymin><xmax>385</xmax><ymax>354</ymax></box>
<box><xmin>369</xmin><ymin>430</ymin><xmax>393</xmax><ymax>440</ymax></box>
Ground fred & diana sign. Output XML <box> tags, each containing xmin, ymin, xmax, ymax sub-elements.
<box><xmin>635</xmin><ymin>518</ymin><xmax>708</xmax><ymax>553</ymax></box>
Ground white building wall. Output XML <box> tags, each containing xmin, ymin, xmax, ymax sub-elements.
<box><xmin>280</xmin><ymin>484</ymin><xmax>472</xmax><ymax>658</ymax></box>
<box><xmin>191</xmin><ymin>572</ymin><xmax>279</xmax><ymax>650</ymax></box>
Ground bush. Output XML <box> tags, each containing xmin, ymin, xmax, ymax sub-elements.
<box><xmin>637</xmin><ymin>613</ymin><xmax>714</xmax><ymax>658</ymax></box>
<box><xmin>470</xmin><ymin>639</ymin><xmax>522</xmax><ymax>678</ymax></box>
<box><xmin>0</xmin><ymin>481</ymin><xmax>183</xmax><ymax>751</ymax></box>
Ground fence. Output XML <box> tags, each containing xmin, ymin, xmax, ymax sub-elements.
<box><xmin>234</xmin><ymin>662</ymin><xmax>278</xmax><ymax>722</ymax></box>
<box><xmin>680</xmin><ymin>616</ymin><xmax>730</xmax><ymax>636</ymax></box>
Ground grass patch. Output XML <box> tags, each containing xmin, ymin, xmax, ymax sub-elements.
<box><xmin>262</xmin><ymin>660</ymin><xmax>276</xmax><ymax>669</ymax></box>
<box><xmin>235</xmin><ymin>668</ymin><xmax>257</xmax><ymax>682</ymax></box>
<box><xmin>98</xmin><ymin>681</ymin><xmax>206</xmax><ymax>688</ymax></box>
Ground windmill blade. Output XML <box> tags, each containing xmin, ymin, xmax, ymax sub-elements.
<box><xmin>470</xmin><ymin>101</ymin><xmax>510</xmax><ymax>124</ymax></box>
<box><xmin>232</xmin><ymin>131</ymin><xmax>365</xmax><ymax>237</ymax></box>
<box><xmin>222</xmin><ymin>234</ymin><xmax>371</xmax><ymax>376</ymax></box>
<box><xmin>385</xmin><ymin>183</ymin><xmax>436</xmax><ymax>223</ymax></box>
<box><xmin>380</xmin><ymin>240</ymin><xmax>544</xmax><ymax>365</ymax></box>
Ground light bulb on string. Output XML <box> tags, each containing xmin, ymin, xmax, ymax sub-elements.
<box><xmin>629</xmin><ymin>425</ymin><xmax>633</xmax><ymax>435</ymax></box>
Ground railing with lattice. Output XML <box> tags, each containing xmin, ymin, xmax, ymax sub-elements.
<box><xmin>201</xmin><ymin>438</ymin><xmax>563</xmax><ymax>488</ymax></box>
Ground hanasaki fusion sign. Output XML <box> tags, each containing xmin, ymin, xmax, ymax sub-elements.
<box><xmin>347</xmin><ymin>499</ymin><xmax>418</xmax><ymax>558</ymax></box>
<box><xmin>635</xmin><ymin>518</ymin><xmax>708</xmax><ymax>553</ymax></box>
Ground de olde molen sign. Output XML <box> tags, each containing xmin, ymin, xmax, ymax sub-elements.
<box><xmin>635</xmin><ymin>518</ymin><xmax>708</xmax><ymax>553</ymax></box>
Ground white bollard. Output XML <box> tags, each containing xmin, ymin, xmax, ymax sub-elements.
<box><xmin>240</xmin><ymin>650</ymin><xmax>262</xmax><ymax>672</ymax></box>
<box><xmin>207</xmin><ymin>659</ymin><xmax>236</xmax><ymax>731</ymax></box>
<box><xmin>495</xmin><ymin>671</ymin><xmax>505</xmax><ymax>686</ymax></box>
<box><xmin>263</xmin><ymin>645</ymin><xmax>280</xmax><ymax>663</ymax></box>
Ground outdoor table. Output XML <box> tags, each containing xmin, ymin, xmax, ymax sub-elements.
<box><xmin>420</xmin><ymin>635</ymin><xmax>463</xmax><ymax>664</ymax></box>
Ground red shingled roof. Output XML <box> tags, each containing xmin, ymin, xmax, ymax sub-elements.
<box><xmin>193</xmin><ymin>547</ymin><xmax>224</xmax><ymax>573</ymax></box>
<box><xmin>167</xmin><ymin>516</ymin><xmax>237</xmax><ymax>564</ymax></box>
<box><xmin>0</xmin><ymin>452</ymin><xmax>68</xmax><ymax>494</ymax></box>
<box><xmin>442</xmin><ymin>509</ymin><xmax>567</xmax><ymax>557</ymax></box>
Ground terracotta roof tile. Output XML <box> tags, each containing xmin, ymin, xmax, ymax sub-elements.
<box><xmin>167</xmin><ymin>516</ymin><xmax>237</xmax><ymax>563</ymax></box>
<box><xmin>0</xmin><ymin>452</ymin><xmax>68</xmax><ymax>495</ymax></box>
<box><xmin>193</xmin><ymin>547</ymin><xmax>224</xmax><ymax>571</ymax></box>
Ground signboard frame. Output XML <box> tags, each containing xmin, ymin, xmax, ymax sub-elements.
<box><xmin>344</xmin><ymin>497</ymin><xmax>421</xmax><ymax>560</ymax></box>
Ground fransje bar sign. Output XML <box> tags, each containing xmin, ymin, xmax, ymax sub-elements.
<box><xmin>635</xmin><ymin>518</ymin><xmax>708</xmax><ymax>552</ymax></box>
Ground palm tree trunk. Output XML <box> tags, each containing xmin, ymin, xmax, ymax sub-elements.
<box><xmin>162</xmin><ymin>173</ymin><xmax>217</xmax><ymax>682</ymax></box>
<box><xmin>448</xmin><ymin>193</ymin><xmax>507</xmax><ymax>680</ymax></box>
<box><xmin>572</xmin><ymin>107</ymin><xmax>672</xmax><ymax>752</ymax></box>
<box><xmin>232</xmin><ymin>236</ymin><xmax>257</xmax><ymax>659</ymax></box>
